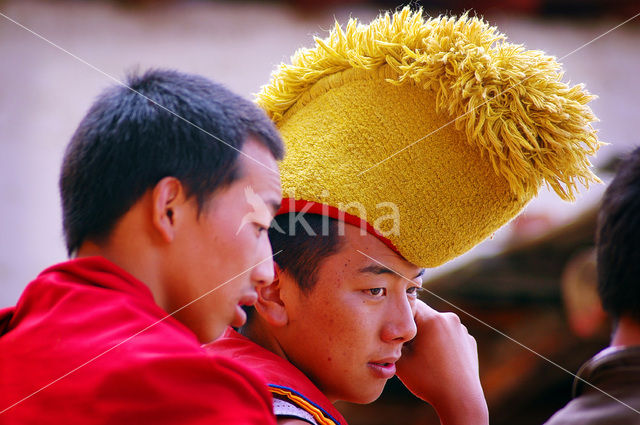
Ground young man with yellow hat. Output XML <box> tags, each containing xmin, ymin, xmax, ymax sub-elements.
<box><xmin>207</xmin><ymin>8</ymin><xmax>601</xmax><ymax>425</ymax></box>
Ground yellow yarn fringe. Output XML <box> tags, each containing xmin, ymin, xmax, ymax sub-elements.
<box><xmin>257</xmin><ymin>7</ymin><xmax>602</xmax><ymax>201</ymax></box>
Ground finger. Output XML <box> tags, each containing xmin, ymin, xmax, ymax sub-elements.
<box><xmin>442</xmin><ymin>312</ymin><xmax>462</xmax><ymax>324</ymax></box>
<box><xmin>416</xmin><ymin>299</ymin><xmax>444</xmax><ymax>316</ymax></box>
<box><xmin>471</xmin><ymin>335</ymin><xmax>478</xmax><ymax>348</ymax></box>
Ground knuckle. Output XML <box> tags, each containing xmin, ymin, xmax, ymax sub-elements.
<box><xmin>469</xmin><ymin>335</ymin><xmax>477</xmax><ymax>346</ymax></box>
<box><xmin>443</xmin><ymin>312</ymin><xmax>461</xmax><ymax>324</ymax></box>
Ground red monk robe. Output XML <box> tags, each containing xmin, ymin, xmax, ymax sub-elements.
<box><xmin>0</xmin><ymin>257</ymin><xmax>276</xmax><ymax>425</ymax></box>
<box><xmin>206</xmin><ymin>328</ymin><xmax>348</xmax><ymax>425</ymax></box>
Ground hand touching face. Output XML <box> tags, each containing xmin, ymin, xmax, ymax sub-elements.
<box><xmin>396</xmin><ymin>301</ymin><xmax>489</xmax><ymax>425</ymax></box>
<box><xmin>276</xmin><ymin>224</ymin><xmax>423</xmax><ymax>403</ymax></box>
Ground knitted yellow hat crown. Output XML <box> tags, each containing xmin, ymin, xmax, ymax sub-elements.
<box><xmin>258</xmin><ymin>7</ymin><xmax>601</xmax><ymax>268</ymax></box>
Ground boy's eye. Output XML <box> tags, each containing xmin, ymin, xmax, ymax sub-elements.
<box><xmin>367</xmin><ymin>288</ymin><xmax>386</xmax><ymax>297</ymax></box>
<box><xmin>407</xmin><ymin>286</ymin><xmax>421</xmax><ymax>297</ymax></box>
<box><xmin>255</xmin><ymin>223</ymin><xmax>269</xmax><ymax>234</ymax></box>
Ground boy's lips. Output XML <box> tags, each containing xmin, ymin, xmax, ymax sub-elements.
<box><xmin>231</xmin><ymin>292</ymin><xmax>258</xmax><ymax>328</ymax></box>
<box><xmin>238</xmin><ymin>292</ymin><xmax>258</xmax><ymax>306</ymax></box>
<box><xmin>370</xmin><ymin>355</ymin><xmax>400</xmax><ymax>365</ymax></box>
<box><xmin>367</xmin><ymin>357</ymin><xmax>399</xmax><ymax>379</ymax></box>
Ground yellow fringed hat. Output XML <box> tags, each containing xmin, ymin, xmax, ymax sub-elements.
<box><xmin>259</xmin><ymin>7</ymin><xmax>601</xmax><ymax>268</ymax></box>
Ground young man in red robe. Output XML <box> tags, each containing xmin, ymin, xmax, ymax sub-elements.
<box><xmin>0</xmin><ymin>69</ymin><xmax>284</xmax><ymax>424</ymax></box>
<box><xmin>207</xmin><ymin>8</ymin><xmax>601</xmax><ymax>425</ymax></box>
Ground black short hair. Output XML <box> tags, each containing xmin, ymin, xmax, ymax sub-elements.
<box><xmin>60</xmin><ymin>69</ymin><xmax>284</xmax><ymax>256</ymax></box>
<box><xmin>596</xmin><ymin>147</ymin><xmax>640</xmax><ymax>322</ymax></box>
<box><xmin>269</xmin><ymin>213</ymin><xmax>343</xmax><ymax>293</ymax></box>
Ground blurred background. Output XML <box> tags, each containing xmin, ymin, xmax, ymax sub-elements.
<box><xmin>1</xmin><ymin>0</ymin><xmax>639</xmax><ymax>423</ymax></box>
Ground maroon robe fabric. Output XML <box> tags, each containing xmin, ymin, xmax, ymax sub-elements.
<box><xmin>0</xmin><ymin>256</ymin><xmax>276</xmax><ymax>425</ymax></box>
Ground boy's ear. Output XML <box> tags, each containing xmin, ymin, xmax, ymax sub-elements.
<box><xmin>151</xmin><ymin>177</ymin><xmax>187</xmax><ymax>243</ymax></box>
<box><xmin>254</xmin><ymin>268</ymin><xmax>288</xmax><ymax>327</ymax></box>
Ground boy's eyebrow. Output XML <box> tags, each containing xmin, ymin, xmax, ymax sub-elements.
<box><xmin>359</xmin><ymin>264</ymin><xmax>425</xmax><ymax>279</ymax></box>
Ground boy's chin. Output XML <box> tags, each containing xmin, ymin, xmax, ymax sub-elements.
<box><xmin>346</xmin><ymin>386</ymin><xmax>386</xmax><ymax>405</ymax></box>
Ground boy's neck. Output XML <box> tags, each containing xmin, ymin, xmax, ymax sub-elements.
<box><xmin>611</xmin><ymin>316</ymin><xmax>640</xmax><ymax>347</ymax></box>
<box><xmin>76</xmin><ymin>223</ymin><xmax>166</xmax><ymax>312</ymax></box>
<box><xmin>242</xmin><ymin>316</ymin><xmax>290</xmax><ymax>362</ymax></box>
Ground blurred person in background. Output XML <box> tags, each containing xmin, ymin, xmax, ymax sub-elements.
<box><xmin>208</xmin><ymin>7</ymin><xmax>601</xmax><ymax>425</ymax></box>
<box><xmin>545</xmin><ymin>146</ymin><xmax>640</xmax><ymax>424</ymax></box>
<box><xmin>0</xmin><ymin>69</ymin><xmax>284</xmax><ymax>424</ymax></box>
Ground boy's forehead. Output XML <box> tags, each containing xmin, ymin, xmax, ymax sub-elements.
<box><xmin>331</xmin><ymin>225</ymin><xmax>421</xmax><ymax>275</ymax></box>
<box><xmin>236</xmin><ymin>140</ymin><xmax>282</xmax><ymax>203</ymax></box>
<box><xmin>241</xmin><ymin>137</ymin><xmax>280</xmax><ymax>173</ymax></box>
<box><xmin>341</xmin><ymin>225</ymin><xmax>398</xmax><ymax>256</ymax></box>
